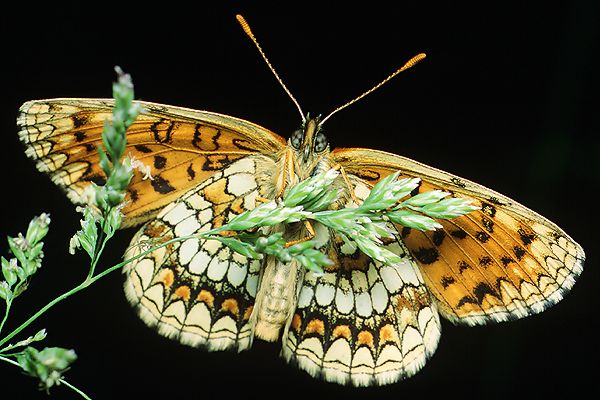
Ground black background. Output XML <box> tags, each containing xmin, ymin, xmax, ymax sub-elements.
<box><xmin>1</xmin><ymin>1</ymin><xmax>598</xmax><ymax>399</ymax></box>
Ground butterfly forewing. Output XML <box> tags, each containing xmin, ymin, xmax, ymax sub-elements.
<box><xmin>17</xmin><ymin>99</ymin><xmax>286</xmax><ymax>227</ymax></box>
<box><xmin>332</xmin><ymin>148</ymin><xmax>584</xmax><ymax>325</ymax></box>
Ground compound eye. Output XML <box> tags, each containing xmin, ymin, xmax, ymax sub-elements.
<box><xmin>290</xmin><ymin>129</ymin><xmax>303</xmax><ymax>149</ymax></box>
<box><xmin>314</xmin><ymin>133</ymin><xmax>328</xmax><ymax>152</ymax></box>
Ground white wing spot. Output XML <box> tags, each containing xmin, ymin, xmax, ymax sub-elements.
<box><xmin>227</xmin><ymin>262</ymin><xmax>247</xmax><ymax>287</ymax></box>
<box><xmin>315</xmin><ymin>283</ymin><xmax>335</xmax><ymax>306</ymax></box>
<box><xmin>227</xmin><ymin>173</ymin><xmax>257</xmax><ymax>197</ymax></box>
<box><xmin>371</xmin><ymin>282</ymin><xmax>389</xmax><ymax>313</ymax></box>
<box><xmin>395</xmin><ymin>260</ymin><xmax>422</xmax><ymax>286</ymax></box>
<box><xmin>380</xmin><ymin>266</ymin><xmax>404</xmax><ymax>293</ymax></box>
<box><xmin>224</xmin><ymin>157</ymin><xmax>255</xmax><ymax>176</ymax></box>
<box><xmin>174</xmin><ymin>215</ymin><xmax>201</xmax><ymax>237</ymax></box>
<box><xmin>188</xmin><ymin>250</ymin><xmax>211</xmax><ymax>275</ymax></box>
<box><xmin>335</xmin><ymin>286</ymin><xmax>354</xmax><ymax>314</ymax></box>
<box><xmin>298</xmin><ymin>286</ymin><xmax>315</xmax><ymax>308</ymax></box>
<box><xmin>246</xmin><ymin>273</ymin><xmax>259</xmax><ymax>297</ymax></box>
<box><xmin>135</xmin><ymin>258</ymin><xmax>155</xmax><ymax>290</ymax></box>
<box><xmin>355</xmin><ymin>292</ymin><xmax>373</xmax><ymax>317</ymax></box>
<box><xmin>207</xmin><ymin>256</ymin><xmax>228</xmax><ymax>281</ymax></box>
<box><xmin>162</xmin><ymin>202</ymin><xmax>195</xmax><ymax>225</ymax></box>
<box><xmin>179</xmin><ymin>238</ymin><xmax>199</xmax><ymax>265</ymax></box>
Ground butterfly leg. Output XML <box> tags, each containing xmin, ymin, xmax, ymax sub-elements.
<box><xmin>333</xmin><ymin>164</ymin><xmax>360</xmax><ymax>205</ymax></box>
<box><xmin>284</xmin><ymin>220</ymin><xmax>316</xmax><ymax>247</ymax></box>
<box><xmin>275</xmin><ymin>148</ymin><xmax>295</xmax><ymax>198</ymax></box>
<box><xmin>255</xmin><ymin>195</ymin><xmax>272</xmax><ymax>204</ymax></box>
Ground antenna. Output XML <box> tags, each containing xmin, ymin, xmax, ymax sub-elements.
<box><xmin>236</xmin><ymin>15</ymin><xmax>306</xmax><ymax>124</ymax></box>
<box><xmin>320</xmin><ymin>53</ymin><xmax>427</xmax><ymax>125</ymax></box>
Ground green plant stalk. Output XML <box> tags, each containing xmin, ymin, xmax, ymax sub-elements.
<box><xmin>0</xmin><ymin>234</ymin><xmax>194</xmax><ymax>349</ymax></box>
<box><xmin>0</xmin><ymin>301</ymin><xmax>11</xmax><ymax>334</ymax></box>
<box><xmin>87</xmin><ymin>227</ymin><xmax>109</xmax><ymax>281</ymax></box>
<box><xmin>0</xmin><ymin>275</ymin><xmax>28</xmax><ymax>334</ymax></box>
<box><xmin>0</xmin><ymin>220</ymin><xmax>264</xmax><ymax>349</ymax></box>
<box><xmin>59</xmin><ymin>377</ymin><xmax>92</xmax><ymax>400</ymax></box>
<box><xmin>0</xmin><ymin>353</ymin><xmax>23</xmax><ymax>366</ymax></box>
<box><xmin>0</xmin><ymin>281</ymin><xmax>87</xmax><ymax>349</ymax></box>
<box><xmin>0</xmin><ymin>354</ymin><xmax>91</xmax><ymax>400</ymax></box>
<box><xmin>0</xmin><ymin>210</ymin><xmax>233</xmax><ymax>347</ymax></box>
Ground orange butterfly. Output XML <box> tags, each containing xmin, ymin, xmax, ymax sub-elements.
<box><xmin>16</xmin><ymin>15</ymin><xmax>584</xmax><ymax>386</ymax></box>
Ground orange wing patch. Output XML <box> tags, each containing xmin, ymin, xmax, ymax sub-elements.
<box><xmin>17</xmin><ymin>99</ymin><xmax>286</xmax><ymax>227</ymax></box>
<box><xmin>400</xmin><ymin>204</ymin><xmax>579</xmax><ymax>325</ymax></box>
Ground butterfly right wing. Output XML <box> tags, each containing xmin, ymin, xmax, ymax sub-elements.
<box><xmin>123</xmin><ymin>155</ymin><xmax>274</xmax><ymax>350</ymax></box>
<box><xmin>18</xmin><ymin>99</ymin><xmax>287</xmax><ymax>227</ymax></box>
<box><xmin>332</xmin><ymin>147</ymin><xmax>584</xmax><ymax>326</ymax></box>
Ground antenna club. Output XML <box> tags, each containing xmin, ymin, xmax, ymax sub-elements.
<box><xmin>236</xmin><ymin>15</ymin><xmax>254</xmax><ymax>37</ymax></box>
<box><xmin>320</xmin><ymin>51</ymin><xmax>427</xmax><ymax>125</ymax></box>
<box><xmin>399</xmin><ymin>53</ymin><xmax>427</xmax><ymax>72</ymax></box>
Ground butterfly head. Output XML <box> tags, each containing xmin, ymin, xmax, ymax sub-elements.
<box><xmin>289</xmin><ymin>115</ymin><xmax>329</xmax><ymax>163</ymax></box>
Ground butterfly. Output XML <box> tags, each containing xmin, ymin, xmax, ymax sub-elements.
<box><xmin>16</xmin><ymin>15</ymin><xmax>584</xmax><ymax>387</ymax></box>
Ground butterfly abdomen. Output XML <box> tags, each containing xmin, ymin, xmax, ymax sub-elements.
<box><xmin>253</xmin><ymin>257</ymin><xmax>304</xmax><ymax>341</ymax></box>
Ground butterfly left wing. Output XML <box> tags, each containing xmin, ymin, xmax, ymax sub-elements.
<box><xmin>18</xmin><ymin>99</ymin><xmax>286</xmax><ymax>227</ymax></box>
<box><xmin>123</xmin><ymin>155</ymin><xmax>274</xmax><ymax>350</ymax></box>
<box><xmin>331</xmin><ymin>147</ymin><xmax>584</xmax><ymax>326</ymax></box>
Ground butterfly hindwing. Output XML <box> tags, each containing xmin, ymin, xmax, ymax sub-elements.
<box><xmin>123</xmin><ymin>156</ymin><xmax>274</xmax><ymax>351</ymax></box>
<box><xmin>283</xmin><ymin>234</ymin><xmax>441</xmax><ymax>386</ymax></box>
<box><xmin>17</xmin><ymin>99</ymin><xmax>286</xmax><ymax>227</ymax></box>
<box><xmin>282</xmin><ymin>179</ymin><xmax>441</xmax><ymax>386</ymax></box>
<box><xmin>332</xmin><ymin>148</ymin><xmax>584</xmax><ymax>325</ymax></box>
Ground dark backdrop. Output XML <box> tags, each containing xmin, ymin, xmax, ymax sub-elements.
<box><xmin>1</xmin><ymin>2</ymin><xmax>598</xmax><ymax>399</ymax></box>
